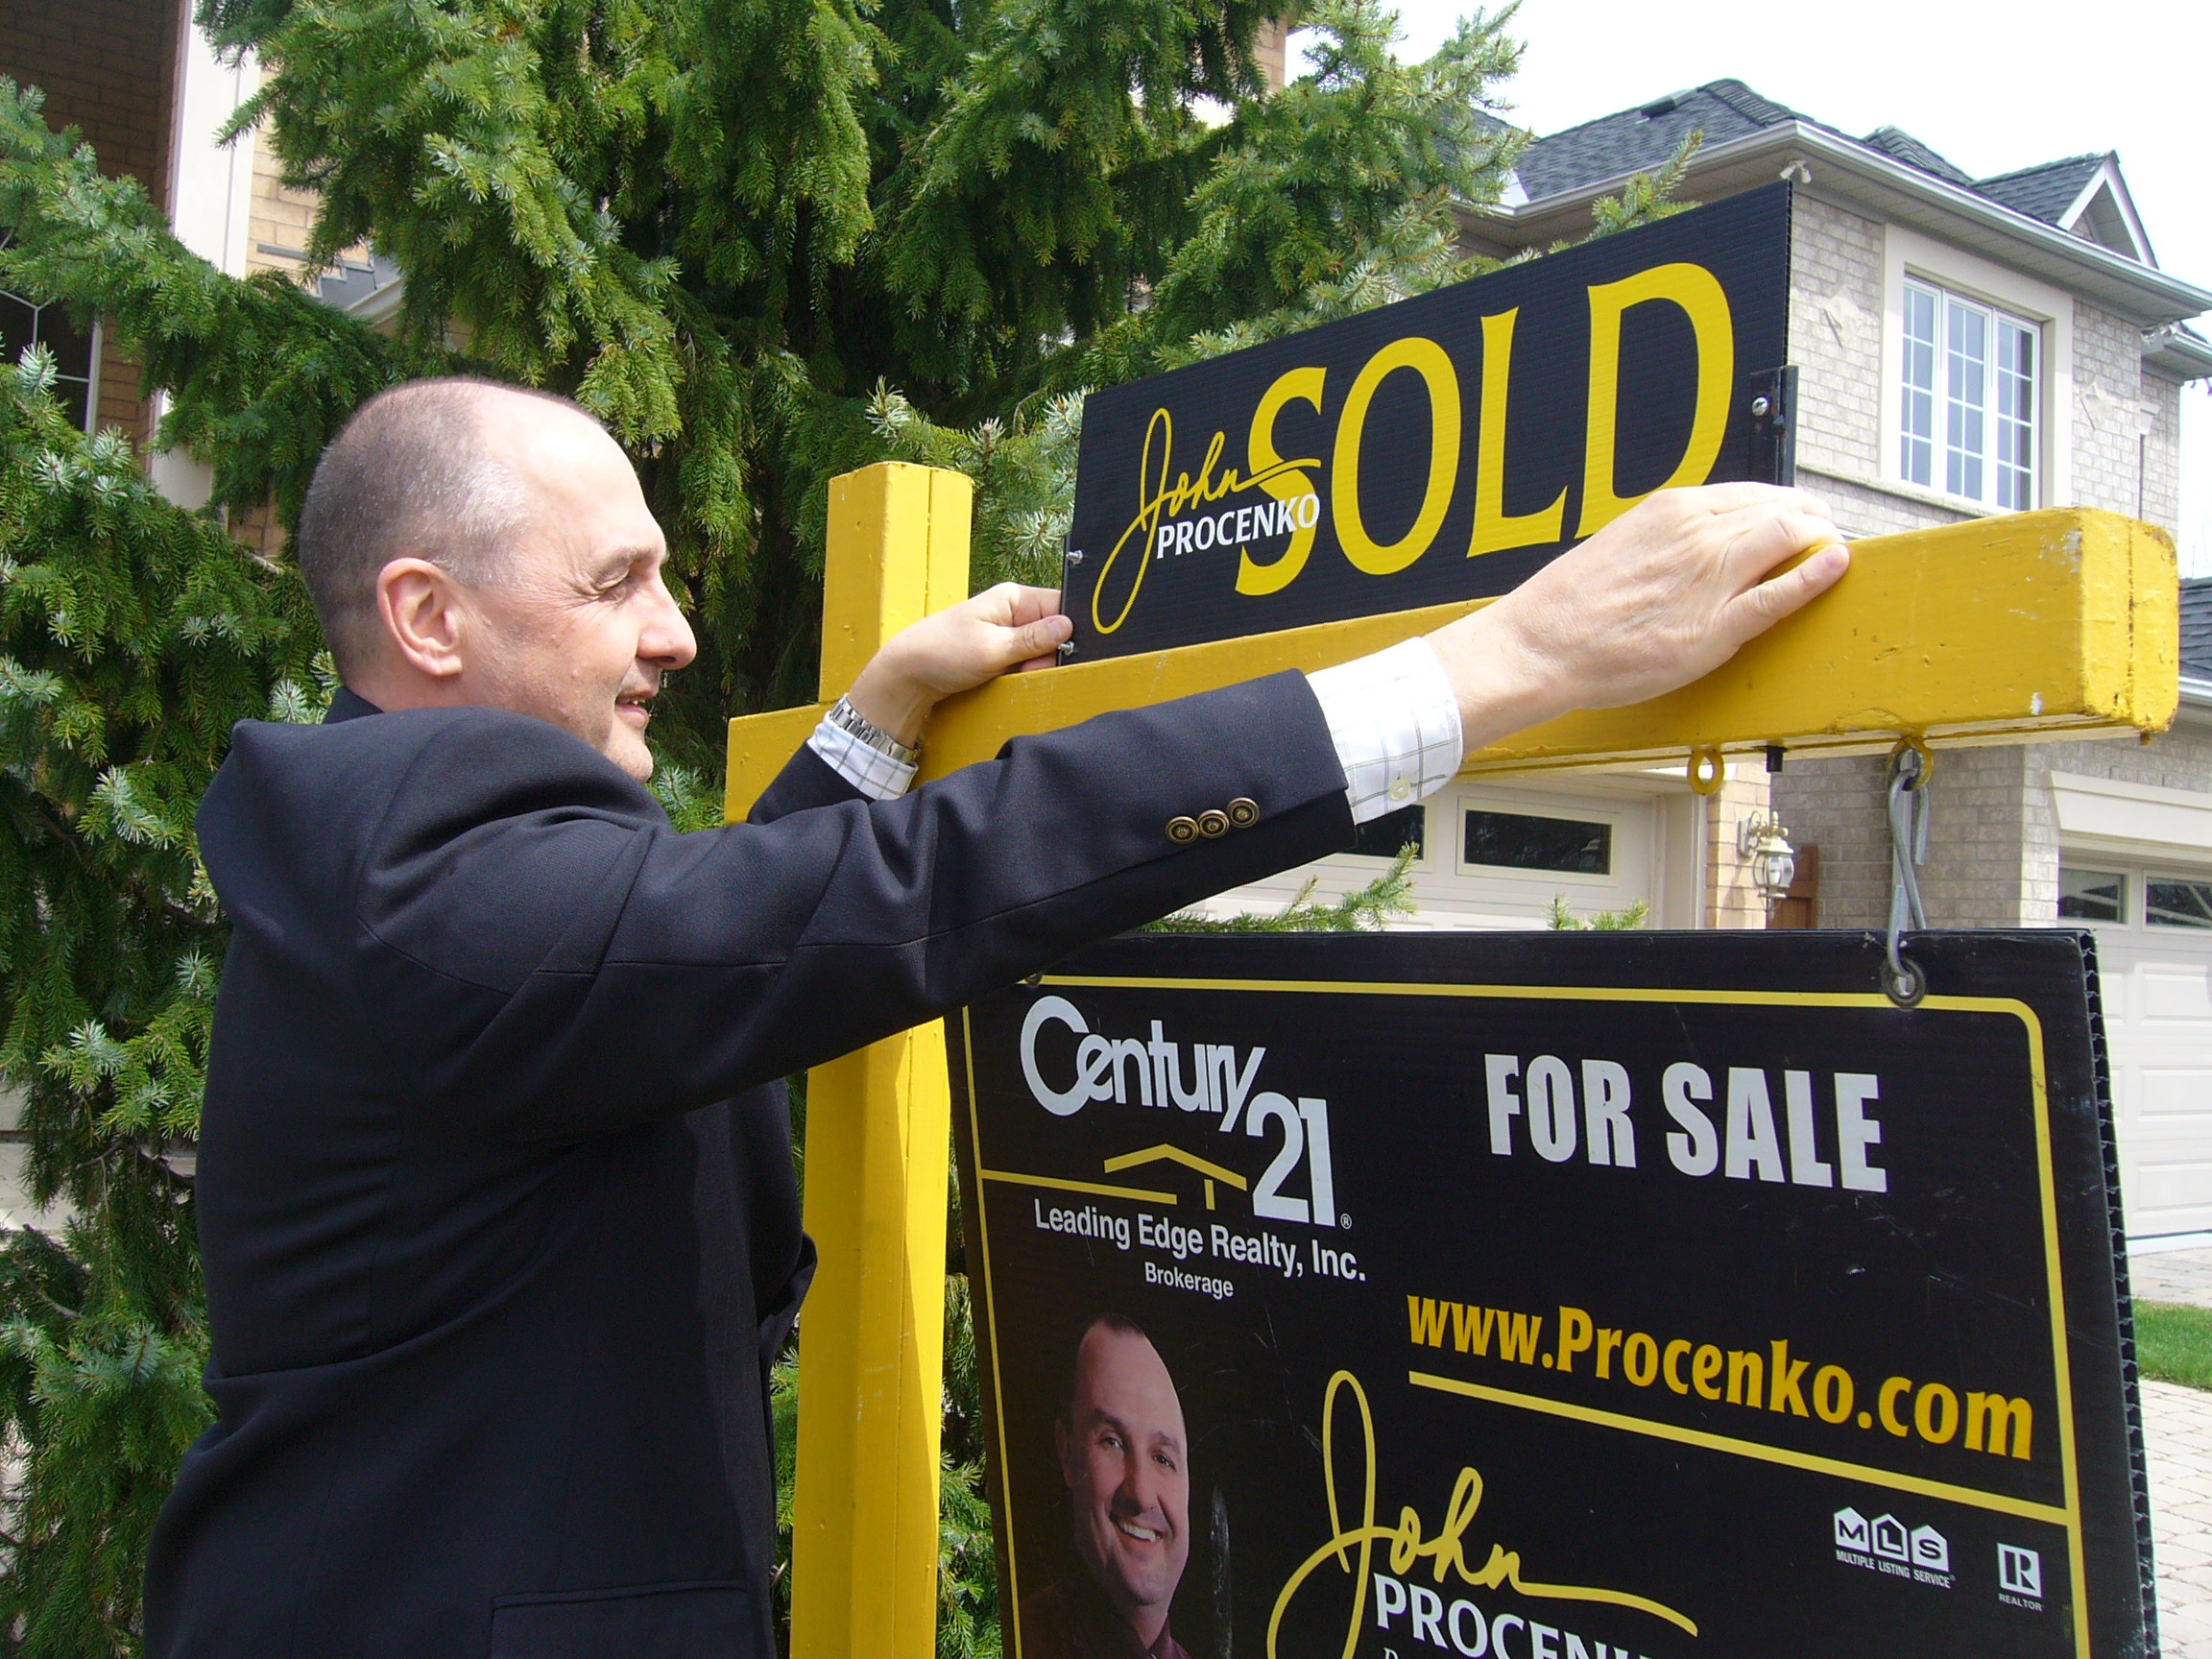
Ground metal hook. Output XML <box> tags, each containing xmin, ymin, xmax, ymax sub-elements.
<box><xmin>1883</xmin><ymin>742</ymin><xmax>1932</xmax><ymax>1007</ymax></box>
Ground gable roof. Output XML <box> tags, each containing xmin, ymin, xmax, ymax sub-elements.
<box><xmin>2183</xmin><ymin>578</ymin><xmax>2212</xmax><ymax>682</ymax></box>
<box><xmin>1975</xmin><ymin>155</ymin><xmax>2106</xmax><ymax>226</ymax></box>
<box><xmin>1511</xmin><ymin>81</ymin><xmax>2156</xmax><ymax>264</ymax></box>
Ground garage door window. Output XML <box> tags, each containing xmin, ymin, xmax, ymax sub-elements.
<box><xmin>2147</xmin><ymin>877</ymin><xmax>2212</xmax><ymax>930</ymax></box>
<box><xmin>1464</xmin><ymin>808</ymin><xmax>1612</xmax><ymax>875</ymax></box>
<box><xmin>2057</xmin><ymin>865</ymin><xmax>2126</xmax><ymax>923</ymax></box>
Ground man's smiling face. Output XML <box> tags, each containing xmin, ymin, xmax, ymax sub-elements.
<box><xmin>1057</xmin><ymin>1322</ymin><xmax>1190</xmax><ymax>1640</ymax></box>
<box><xmin>454</xmin><ymin>400</ymin><xmax>696</xmax><ymax>781</ymax></box>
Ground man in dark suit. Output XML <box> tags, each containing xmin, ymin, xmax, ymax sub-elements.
<box><xmin>143</xmin><ymin>377</ymin><xmax>1844</xmax><ymax>1656</ymax></box>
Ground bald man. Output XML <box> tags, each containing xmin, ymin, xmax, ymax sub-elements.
<box><xmin>143</xmin><ymin>376</ymin><xmax>1845</xmax><ymax>1656</ymax></box>
<box><xmin>1025</xmin><ymin>1315</ymin><xmax>1195</xmax><ymax>1659</ymax></box>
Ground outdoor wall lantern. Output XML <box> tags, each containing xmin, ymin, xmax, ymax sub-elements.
<box><xmin>1737</xmin><ymin>811</ymin><xmax>1798</xmax><ymax>910</ymax></box>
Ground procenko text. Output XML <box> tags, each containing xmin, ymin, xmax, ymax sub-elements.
<box><xmin>1407</xmin><ymin>1294</ymin><xmax>2036</xmax><ymax>1463</ymax></box>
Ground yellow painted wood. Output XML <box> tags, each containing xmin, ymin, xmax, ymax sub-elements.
<box><xmin>727</xmin><ymin>507</ymin><xmax>2176</xmax><ymax>807</ymax></box>
<box><xmin>776</xmin><ymin>463</ymin><xmax>971</xmax><ymax>1659</ymax></box>
<box><xmin>819</xmin><ymin>463</ymin><xmax>975</xmax><ymax>702</ymax></box>
<box><xmin>724</xmin><ymin>702</ymin><xmax>829</xmax><ymax>823</ymax></box>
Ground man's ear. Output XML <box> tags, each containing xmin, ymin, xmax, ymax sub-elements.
<box><xmin>1055</xmin><ymin>1417</ymin><xmax>1073</xmax><ymax>1487</ymax></box>
<box><xmin>376</xmin><ymin>558</ymin><xmax>469</xmax><ymax>682</ymax></box>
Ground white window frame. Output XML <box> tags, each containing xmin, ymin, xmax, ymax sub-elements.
<box><xmin>1898</xmin><ymin>281</ymin><xmax>2040</xmax><ymax>509</ymax></box>
<box><xmin>1881</xmin><ymin>225</ymin><xmax>2072</xmax><ymax>512</ymax></box>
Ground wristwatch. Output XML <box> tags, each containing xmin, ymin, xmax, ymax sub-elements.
<box><xmin>826</xmin><ymin>695</ymin><xmax>921</xmax><ymax>766</ymax></box>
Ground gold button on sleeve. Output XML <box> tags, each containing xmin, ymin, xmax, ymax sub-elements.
<box><xmin>1197</xmin><ymin>809</ymin><xmax>1230</xmax><ymax>839</ymax></box>
<box><xmin>1166</xmin><ymin>815</ymin><xmax>1200</xmax><ymax>845</ymax></box>
<box><xmin>1226</xmin><ymin>797</ymin><xmax>1259</xmax><ymax>829</ymax></box>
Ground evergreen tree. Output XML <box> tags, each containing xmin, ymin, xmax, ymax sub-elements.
<box><xmin>0</xmin><ymin>3</ymin><xmax>1691</xmax><ymax>1648</ymax></box>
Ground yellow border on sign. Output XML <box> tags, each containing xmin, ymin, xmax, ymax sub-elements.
<box><xmin>969</xmin><ymin>977</ymin><xmax>2092</xmax><ymax>1659</ymax></box>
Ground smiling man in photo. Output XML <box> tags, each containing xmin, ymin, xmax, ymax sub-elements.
<box><xmin>1025</xmin><ymin>1314</ymin><xmax>1196</xmax><ymax>1659</ymax></box>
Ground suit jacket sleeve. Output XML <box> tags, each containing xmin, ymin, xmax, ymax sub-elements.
<box><xmin>355</xmin><ymin>671</ymin><xmax>1354</xmax><ymax>1142</ymax></box>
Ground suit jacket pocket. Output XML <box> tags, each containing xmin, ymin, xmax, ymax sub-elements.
<box><xmin>489</xmin><ymin>1579</ymin><xmax>751</xmax><ymax>1658</ymax></box>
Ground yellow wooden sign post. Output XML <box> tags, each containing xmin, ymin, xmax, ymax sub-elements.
<box><xmin>729</xmin><ymin>462</ymin><xmax>2177</xmax><ymax>1659</ymax></box>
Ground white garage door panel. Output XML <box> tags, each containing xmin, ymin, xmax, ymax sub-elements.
<box><xmin>2139</xmin><ymin>1162</ymin><xmax>2212</xmax><ymax>1214</ymax></box>
<box><xmin>2070</xmin><ymin>856</ymin><xmax>2212</xmax><ymax>1239</ymax></box>
<box><xmin>2142</xmin><ymin>1069</ymin><xmax>2212</xmax><ymax>1116</ymax></box>
<box><xmin>2142</xmin><ymin>965</ymin><xmax>2212</xmax><ymax>1021</ymax></box>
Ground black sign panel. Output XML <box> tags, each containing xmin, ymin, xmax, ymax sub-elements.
<box><xmin>951</xmin><ymin>930</ymin><xmax>2152</xmax><ymax>1659</ymax></box>
<box><xmin>1064</xmin><ymin>184</ymin><xmax>1793</xmax><ymax>661</ymax></box>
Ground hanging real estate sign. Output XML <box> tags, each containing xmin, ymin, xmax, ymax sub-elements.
<box><xmin>951</xmin><ymin>928</ymin><xmax>2153</xmax><ymax>1659</ymax></box>
<box><xmin>1063</xmin><ymin>182</ymin><xmax>1795</xmax><ymax>661</ymax></box>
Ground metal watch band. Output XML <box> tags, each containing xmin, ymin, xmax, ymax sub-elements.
<box><xmin>826</xmin><ymin>695</ymin><xmax>920</xmax><ymax>766</ymax></box>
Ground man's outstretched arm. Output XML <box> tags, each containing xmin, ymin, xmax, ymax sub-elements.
<box><xmin>356</xmin><ymin>485</ymin><xmax>1844</xmax><ymax>1142</ymax></box>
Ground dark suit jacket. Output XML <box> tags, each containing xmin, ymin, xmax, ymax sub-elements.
<box><xmin>145</xmin><ymin>673</ymin><xmax>1352</xmax><ymax>1658</ymax></box>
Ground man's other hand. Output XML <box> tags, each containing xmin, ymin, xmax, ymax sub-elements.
<box><xmin>1427</xmin><ymin>483</ymin><xmax>1849</xmax><ymax>757</ymax></box>
<box><xmin>847</xmin><ymin>583</ymin><xmax>1073</xmax><ymax>745</ymax></box>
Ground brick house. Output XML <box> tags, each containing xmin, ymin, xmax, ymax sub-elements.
<box><xmin>1219</xmin><ymin>79</ymin><xmax>2212</xmax><ymax>1241</ymax></box>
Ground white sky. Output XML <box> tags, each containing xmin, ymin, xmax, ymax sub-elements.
<box><xmin>1304</xmin><ymin>0</ymin><xmax>2212</xmax><ymax>574</ymax></box>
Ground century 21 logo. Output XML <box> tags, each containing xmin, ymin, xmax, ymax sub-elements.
<box><xmin>1019</xmin><ymin>996</ymin><xmax>1340</xmax><ymax>1228</ymax></box>
<box><xmin>1091</xmin><ymin>260</ymin><xmax>1736</xmax><ymax>636</ymax></box>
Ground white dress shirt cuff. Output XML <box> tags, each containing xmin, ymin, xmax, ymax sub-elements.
<box><xmin>806</xmin><ymin>716</ymin><xmax>919</xmax><ymax>802</ymax></box>
<box><xmin>1305</xmin><ymin>638</ymin><xmax>1465</xmax><ymax>825</ymax></box>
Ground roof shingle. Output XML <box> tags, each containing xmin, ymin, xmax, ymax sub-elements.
<box><xmin>1973</xmin><ymin>155</ymin><xmax>2105</xmax><ymax>227</ymax></box>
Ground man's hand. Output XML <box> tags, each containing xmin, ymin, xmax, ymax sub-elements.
<box><xmin>846</xmin><ymin>583</ymin><xmax>1072</xmax><ymax>745</ymax></box>
<box><xmin>1427</xmin><ymin>483</ymin><xmax>1849</xmax><ymax>756</ymax></box>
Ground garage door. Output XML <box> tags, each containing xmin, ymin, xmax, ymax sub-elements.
<box><xmin>2058</xmin><ymin>861</ymin><xmax>2212</xmax><ymax>1238</ymax></box>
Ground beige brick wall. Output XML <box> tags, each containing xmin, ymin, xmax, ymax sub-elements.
<box><xmin>1788</xmin><ymin>195</ymin><xmax>1887</xmax><ymax>482</ymax></box>
<box><xmin>245</xmin><ymin>124</ymin><xmax>321</xmax><ymax>280</ymax></box>
<box><xmin>1772</xmin><ymin>745</ymin><xmax>2048</xmax><ymax>932</ymax></box>
<box><xmin>2142</xmin><ymin>373</ymin><xmax>2183</xmax><ymax>535</ymax></box>
<box><xmin>2071</xmin><ymin>299</ymin><xmax>2153</xmax><ymax>521</ymax></box>
<box><xmin>1767</xmin><ymin>754</ymin><xmax>1894</xmax><ymax>931</ymax></box>
<box><xmin>1703</xmin><ymin>767</ymin><xmax>1776</xmax><ymax>928</ymax></box>
<box><xmin>1797</xmin><ymin>468</ymin><xmax>1965</xmax><ymax>539</ymax></box>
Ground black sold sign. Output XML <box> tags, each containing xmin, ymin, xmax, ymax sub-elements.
<box><xmin>1066</xmin><ymin>183</ymin><xmax>1793</xmax><ymax>659</ymax></box>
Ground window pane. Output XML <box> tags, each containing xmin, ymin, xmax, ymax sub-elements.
<box><xmin>1994</xmin><ymin>318</ymin><xmax>2036</xmax><ymax>511</ymax></box>
<box><xmin>1350</xmin><ymin>803</ymin><xmax>1425</xmax><ymax>860</ymax></box>
<box><xmin>2147</xmin><ymin>878</ymin><xmax>2212</xmax><ymax>930</ymax></box>
<box><xmin>1900</xmin><ymin>285</ymin><xmax>1937</xmax><ymax>488</ymax></box>
<box><xmin>1464</xmin><ymin>808</ymin><xmax>1611</xmax><ymax>875</ymax></box>
<box><xmin>0</xmin><ymin>289</ymin><xmax>95</xmax><ymax>430</ymax></box>
<box><xmin>1944</xmin><ymin>300</ymin><xmax>1987</xmax><ymax>500</ymax></box>
<box><xmin>2057</xmin><ymin>866</ymin><xmax>2126</xmax><ymax>922</ymax></box>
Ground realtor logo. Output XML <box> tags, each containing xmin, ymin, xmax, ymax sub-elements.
<box><xmin>2000</xmin><ymin>1544</ymin><xmax>2043</xmax><ymax>1599</ymax></box>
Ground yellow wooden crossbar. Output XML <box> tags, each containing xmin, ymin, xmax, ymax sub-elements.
<box><xmin>730</xmin><ymin>505</ymin><xmax>2176</xmax><ymax>816</ymax></box>
<box><xmin>733</xmin><ymin>467</ymin><xmax>2176</xmax><ymax>1659</ymax></box>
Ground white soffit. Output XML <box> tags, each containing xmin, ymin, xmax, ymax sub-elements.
<box><xmin>2050</xmin><ymin>771</ymin><xmax>2212</xmax><ymax>867</ymax></box>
